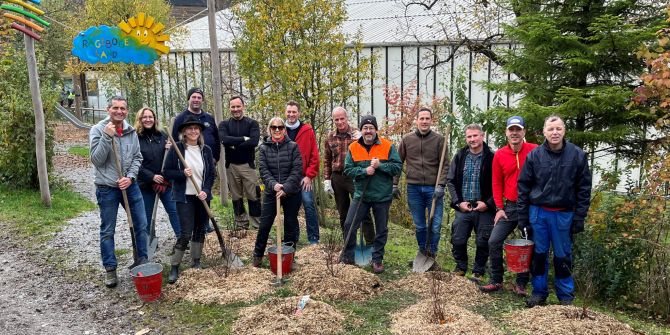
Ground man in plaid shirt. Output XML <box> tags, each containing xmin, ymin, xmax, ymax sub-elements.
<box><xmin>323</xmin><ymin>107</ymin><xmax>375</xmax><ymax>244</ymax></box>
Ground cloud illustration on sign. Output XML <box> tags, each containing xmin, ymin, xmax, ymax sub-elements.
<box><xmin>72</xmin><ymin>25</ymin><xmax>158</xmax><ymax>65</ymax></box>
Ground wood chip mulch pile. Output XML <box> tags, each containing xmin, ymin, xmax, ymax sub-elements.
<box><xmin>166</xmin><ymin>266</ymin><xmax>275</xmax><ymax>305</ymax></box>
<box><xmin>390</xmin><ymin>272</ymin><xmax>490</xmax><ymax>307</ymax></box>
<box><xmin>293</xmin><ymin>244</ymin><xmax>340</xmax><ymax>267</ymax></box>
<box><xmin>390</xmin><ymin>300</ymin><xmax>503</xmax><ymax>335</ymax></box>
<box><xmin>203</xmin><ymin>230</ymin><xmax>257</xmax><ymax>260</ymax></box>
<box><xmin>290</xmin><ymin>246</ymin><xmax>382</xmax><ymax>301</ymax></box>
<box><xmin>54</xmin><ymin>122</ymin><xmax>89</xmax><ymax>143</ymax></box>
<box><xmin>507</xmin><ymin>305</ymin><xmax>641</xmax><ymax>335</ymax></box>
<box><xmin>232</xmin><ymin>296</ymin><xmax>346</xmax><ymax>335</ymax></box>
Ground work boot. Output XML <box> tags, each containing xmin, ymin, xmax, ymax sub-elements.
<box><xmin>191</xmin><ymin>242</ymin><xmax>203</xmax><ymax>269</ymax></box>
<box><xmin>235</xmin><ymin>213</ymin><xmax>249</xmax><ymax>230</ymax></box>
<box><xmin>104</xmin><ymin>268</ymin><xmax>118</xmax><ymax>288</ymax></box>
<box><xmin>248</xmin><ymin>199</ymin><xmax>262</xmax><ymax>229</ymax></box>
<box><xmin>168</xmin><ymin>248</ymin><xmax>185</xmax><ymax>284</ymax></box>
<box><xmin>526</xmin><ymin>295</ymin><xmax>547</xmax><ymax>308</ymax></box>
<box><xmin>469</xmin><ymin>272</ymin><xmax>484</xmax><ymax>283</ymax></box>
<box><xmin>559</xmin><ymin>299</ymin><xmax>573</xmax><ymax>306</ymax></box>
<box><xmin>252</xmin><ymin>255</ymin><xmax>263</xmax><ymax>268</ymax></box>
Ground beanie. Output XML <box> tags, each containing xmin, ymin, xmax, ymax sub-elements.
<box><xmin>187</xmin><ymin>87</ymin><xmax>204</xmax><ymax>100</ymax></box>
<box><xmin>359</xmin><ymin>115</ymin><xmax>378</xmax><ymax>130</ymax></box>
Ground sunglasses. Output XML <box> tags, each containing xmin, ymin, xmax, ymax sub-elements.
<box><xmin>271</xmin><ymin>125</ymin><xmax>285</xmax><ymax>131</ymax></box>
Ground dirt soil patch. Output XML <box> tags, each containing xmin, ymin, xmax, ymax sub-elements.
<box><xmin>390</xmin><ymin>272</ymin><xmax>490</xmax><ymax>307</ymax></box>
<box><xmin>507</xmin><ymin>305</ymin><xmax>640</xmax><ymax>335</ymax></box>
<box><xmin>167</xmin><ymin>266</ymin><xmax>276</xmax><ymax>305</ymax></box>
<box><xmin>390</xmin><ymin>300</ymin><xmax>503</xmax><ymax>335</ymax></box>
<box><xmin>232</xmin><ymin>295</ymin><xmax>346</xmax><ymax>335</ymax></box>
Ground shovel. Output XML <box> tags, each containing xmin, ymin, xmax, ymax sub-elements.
<box><xmin>342</xmin><ymin>178</ymin><xmax>371</xmax><ymax>266</ymax></box>
<box><xmin>166</xmin><ymin>131</ymin><xmax>244</xmax><ymax>269</ymax></box>
<box><xmin>354</xmin><ymin>224</ymin><xmax>372</xmax><ymax>266</ymax></box>
<box><xmin>273</xmin><ymin>194</ymin><xmax>285</xmax><ymax>286</ymax></box>
<box><xmin>413</xmin><ymin>125</ymin><xmax>450</xmax><ymax>273</ymax></box>
<box><xmin>147</xmin><ymin>147</ymin><xmax>169</xmax><ymax>260</ymax></box>
<box><xmin>110</xmin><ymin>138</ymin><xmax>139</xmax><ymax>264</ymax></box>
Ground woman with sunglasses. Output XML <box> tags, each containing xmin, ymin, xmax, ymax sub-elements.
<box><xmin>163</xmin><ymin>115</ymin><xmax>216</xmax><ymax>284</ymax></box>
<box><xmin>134</xmin><ymin>107</ymin><xmax>181</xmax><ymax>240</ymax></box>
<box><xmin>252</xmin><ymin>117</ymin><xmax>303</xmax><ymax>267</ymax></box>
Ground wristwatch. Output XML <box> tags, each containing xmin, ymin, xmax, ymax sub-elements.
<box><xmin>129</xmin><ymin>176</ymin><xmax>136</xmax><ymax>183</ymax></box>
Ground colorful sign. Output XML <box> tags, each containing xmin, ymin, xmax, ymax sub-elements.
<box><xmin>72</xmin><ymin>12</ymin><xmax>170</xmax><ymax>65</ymax></box>
<box><xmin>1</xmin><ymin>0</ymin><xmax>50</xmax><ymax>41</ymax></box>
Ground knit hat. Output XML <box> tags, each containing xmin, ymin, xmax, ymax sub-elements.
<box><xmin>359</xmin><ymin>115</ymin><xmax>378</xmax><ymax>130</ymax></box>
<box><xmin>187</xmin><ymin>87</ymin><xmax>204</xmax><ymax>100</ymax></box>
<box><xmin>506</xmin><ymin>116</ymin><xmax>525</xmax><ymax>129</ymax></box>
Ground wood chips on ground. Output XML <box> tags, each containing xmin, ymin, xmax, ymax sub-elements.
<box><xmin>52</xmin><ymin>153</ymin><xmax>90</xmax><ymax>169</ymax></box>
<box><xmin>507</xmin><ymin>305</ymin><xmax>640</xmax><ymax>335</ymax></box>
<box><xmin>232</xmin><ymin>296</ymin><xmax>345</xmax><ymax>335</ymax></box>
<box><xmin>390</xmin><ymin>272</ymin><xmax>490</xmax><ymax>307</ymax></box>
<box><xmin>291</xmin><ymin>255</ymin><xmax>382</xmax><ymax>301</ymax></box>
<box><xmin>167</xmin><ymin>266</ymin><xmax>275</xmax><ymax>305</ymax></box>
<box><xmin>293</xmin><ymin>244</ymin><xmax>340</xmax><ymax>267</ymax></box>
<box><xmin>203</xmin><ymin>230</ymin><xmax>257</xmax><ymax>260</ymax></box>
<box><xmin>54</xmin><ymin>122</ymin><xmax>89</xmax><ymax>143</ymax></box>
<box><xmin>390</xmin><ymin>300</ymin><xmax>503</xmax><ymax>335</ymax></box>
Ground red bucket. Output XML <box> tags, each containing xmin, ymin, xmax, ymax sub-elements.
<box><xmin>268</xmin><ymin>244</ymin><xmax>295</xmax><ymax>275</ymax></box>
<box><xmin>130</xmin><ymin>263</ymin><xmax>163</xmax><ymax>302</ymax></box>
<box><xmin>504</xmin><ymin>239</ymin><xmax>534</xmax><ymax>273</ymax></box>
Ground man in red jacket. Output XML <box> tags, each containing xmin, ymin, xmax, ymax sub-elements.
<box><xmin>479</xmin><ymin>116</ymin><xmax>537</xmax><ymax>295</ymax></box>
<box><xmin>285</xmin><ymin>100</ymin><xmax>320</xmax><ymax>244</ymax></box>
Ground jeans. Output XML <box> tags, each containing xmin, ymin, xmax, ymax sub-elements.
<box><xmin>407</xmin><ymin>184</ymin><xmax>444</xmax><ymax>254</ymax></box>
<box><xmin>140</xmin><ymin>187</ymin><xmax>181</xmax><ymax>238</ymax></box>
<box><xmin>254</xmin><ymin>192</ymin><xmax>302</xmax><ymax>257</ymax></box>
<box><xmin>450</xmin><ymin>209</ymin><xmax>494</xmax><ymax>275</ymax></box>
<box><xmin>332</xmin><ymin>172</ymin><xmax>375</xmax><ymax>244</ymax></box>
<box><xmin>341</xmin><ymin>199</ymin><xmax>391</xmax><ymax>263</ymax></box>
<box><xmin>302</xmin><ymin>188</ymin><xmax>319</xmax><ymax>243</ymax></box>
<box><xmin>96</xmin><ymin>183</ymin><xmax>148</xmax><ymax>269</ymax></box>
<box><xmin>174</xmin><ymin>195</ymin><xmax>209</xmax><ymax>250</ymax></box>
<box><xmin>488</xmin><ymin>202</ymin><xmax>529</xmax><ymax>285</ymax></box>
<box><xmin>529</xmin><ymin>205</ymin><xmax>575</xmax><ymax>302</ymax></box>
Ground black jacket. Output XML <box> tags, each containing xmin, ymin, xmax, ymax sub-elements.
<box><xmin>163</xmin><ymin>142</ymin><xmax>216</xmax><ymax>203</ymax></box>
<box><xmin>171</xmin><ymin>109</ymin><xmax>220</xmax><ymax>162</ymax></box>
<box><xmin>259</xmin><ymin>136</ymin><xmax>303</xmax><ymax>196</ymax></box>
<box><xmin>517</xmin><ymin>140</ymin><xmax>592</xmax><ymax>223</ymax></box>
<box><xmin>446</xmin><ymin>144</ymin><xmax>495</xmax><ymax>211</ymax></box>
<box><xmin>218</xmin><ymin>116</ymin><xmax>260</xmax><ymax>168</ymax></box>
<box><xmin>137</xmin><ymin>128</ymin><xmax>169</xmax><ymax>190</ymax></box>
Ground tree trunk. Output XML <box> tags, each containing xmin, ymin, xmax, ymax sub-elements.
<box><xmin>25</xmin><ymin>35</ymin><xmax>51</xmax><ymax>207</ymax></box>
<box><xmin>208</xmin><ymin>0</ymin><xmax>228</xmax><ymax>204</ymax></box>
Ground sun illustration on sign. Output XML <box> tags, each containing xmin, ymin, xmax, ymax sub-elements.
<box><xmin>118</xmin><ymin>12</ymin><xmax>169</xmax><ymax>55</ymax></box>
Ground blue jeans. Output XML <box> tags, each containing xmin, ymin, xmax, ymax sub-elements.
<box><xmin>530</xmin><ymin>205</ymin><xmax>575</xmax><ymax>302</ymax></box>
<box><xmin>407</xmin><ymin>184</ymin><xmax>444</xmax><ymax>254</ymax></box>
<box><xmin>96</xmin><ymin>183</ymin><xmax>148</xmax><ymax>269</ymax></box>
<box><xmin>341</xmin><ymin>199</ymin><xmax>391</xmax><ymax>263</ymax></box>
<box><xmin>302</xmin><ymin>189</ymin><xmax>319</xmax><ymax>243</ymax></box>
<box><xmin>140</xmin><ymin>187</ymin><xmax>181</xmax><ymax>238</ymax></box>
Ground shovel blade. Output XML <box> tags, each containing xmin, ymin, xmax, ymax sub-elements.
<box><xmin>147</xmin><ymin>236</ymin><xmax>158</xmax><ymax>260</ymax></box>
<box><xmin>354</xmin><ymin>245</ymin><xmax>372</xmax><ymax>266</ymax></box>
<box><xmin>412</xmin><ymin>251</ymin><xmax>435</xmax><ymax>273</ymax></box>
<box><xmin>223</xmin><ymin>249</ymin><xmax>244</xmax><ymax>269</ymax></box>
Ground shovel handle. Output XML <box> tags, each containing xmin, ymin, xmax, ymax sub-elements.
<box><xmin>110</xmin><ymin>137</ymin><xmax>138</xmax><ymax>262</ymax></box>
<box><xmin>276</xmin><ymin>195</ymin><xmax>282</xmax><ymax>280</ymax></box>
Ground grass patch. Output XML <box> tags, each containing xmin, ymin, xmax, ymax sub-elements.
<box><xmin>335</xmin><ymin>289</ymin><xmax>419</xmax><ymax>335</ymax></box>
<box><xmin>169</xmin><ymin>301</ymin><xmax>246</xmax><ymax>334</ymax></box>
<box><xmin>0</xmin><ymin>183</ymin><xmax>95</xmax><ymax>240</ymax></box>
<box><xmin>115</xmin><ymin>248</ymin><xmax>130</xmax><ymax>257</ymax></box>
<box><xmin>68</xmin><ymin>145</ymin><xmax>89</xmax><ymax>158</ymax></box>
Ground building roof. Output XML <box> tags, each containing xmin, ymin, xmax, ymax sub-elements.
<box><xmin>171</xmin><ymin>0</ymin><xmax>512</xmax><ymax>51</ymax></box>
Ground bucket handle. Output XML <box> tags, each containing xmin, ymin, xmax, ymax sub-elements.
<box><xmin>521</xmin><ymin>227</ymin><xmax>528</xmax><ymax>240</ymax></box>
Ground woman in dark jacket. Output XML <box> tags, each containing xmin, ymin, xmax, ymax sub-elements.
<box><xmin>252</xmin><ymin>117</ymin><xmax>303</xmax><ymax>267</ymax></box>
<box><xmin>163</xmin><ymin>115</ymin><xmax>216</xmax><ymax>284</ymax></box>
<box><xmin>134</xmin><ymin>107</ymin><xmax>181</xmax><ymax>238</ymax></box>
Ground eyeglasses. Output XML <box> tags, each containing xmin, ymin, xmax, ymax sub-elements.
<box><xmin>270</xmin><ymin>125</ymin><xmax>285</xmax><ymax>131</ymax></box>
<box><xmin>141</xmin><ymin>116</ymin><xmax>154</xmax><ymax>120</ymax></box>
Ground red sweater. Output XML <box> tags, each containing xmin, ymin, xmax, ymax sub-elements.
<box><xmin>293</xmin><ymin>123</ymin><xmax>320</xmax><ymax>179</ymax></box>
<box><xmin>492</xmin><ymin>142</ymin><xmax>538</xmax><ymax>209</ymax></box>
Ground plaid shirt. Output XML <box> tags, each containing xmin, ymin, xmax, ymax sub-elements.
<box><xmin>324</xmin><ymin>125</ymin><xmax>360</xmax><ymax>180</ymax></box>
<box><xmin>462</xmin><ymin>151</ymin><xmax>483</xmax><ymax>201</ymax></box>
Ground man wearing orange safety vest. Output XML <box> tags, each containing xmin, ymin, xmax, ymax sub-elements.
<box><xmin>340</xmin><ymin>115</ymin><xmax>402</xmax><ymax>274</ymax></box>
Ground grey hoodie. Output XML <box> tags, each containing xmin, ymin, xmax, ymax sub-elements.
<box><xmin>89</xmin><ymin>117</ymin><xmax>143</xmax><ymax>187</ymax></box>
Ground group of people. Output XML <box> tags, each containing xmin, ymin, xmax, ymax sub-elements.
<box><xmin>90</xmin><ymin>88</ymin><xmax>592</xmax><ymax>308</ymax></box>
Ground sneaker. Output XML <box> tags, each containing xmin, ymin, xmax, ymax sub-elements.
<box><xmin>372</xmin><ymin>262</ymin><xmax>384</xmax><ymax>274</ymax></box>
<box><xmin>512</xmin><ymin>284</ymin><xmax>528</xmax><ymax>297</ymax></box>
<box><xmin>252</xmin><ymin>256</ymin><xmax>263</xmax><ymax>268</ymax></box>
<box><xmin>559</xmin><ymin>299</ymin><xmax>573</xmax><ymax>306</ymax></box>
<box><xmin>526</xmin><ymin>295</ymin><xmax>547</xmax><ymax>308</ymax></box>
<box><xmin>104</xmin><ymin>269</ymin><xmax>118</xmax><ymax>288</ymax></box>
<box><xmin>469</xmin><ymin>273</ymin><xmax>484</xmax><ymax>283</ymax></box>
<box><xmin>479</xmin><ymin>282</ymin><xmax>503</xmax><ymax>293</ymax></box>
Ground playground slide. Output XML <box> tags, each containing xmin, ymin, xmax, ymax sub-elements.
<box><xmin>55</xmin><ymin>104</ymin><xmax>92</xmax><ymax>130</ymax></box>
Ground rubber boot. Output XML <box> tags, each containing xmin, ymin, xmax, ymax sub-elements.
<box><xmin>191</xmin><ymin>242</ymin><xmax>203</xmax><ymax>269</ymax></box>
<box><xmin>248</xmin><ymin>199</ymin><xmax>262</xmax><ymax>229</ymax></box>
<box><xmin>233</xmin><ymin>199</ymin><xmax>246</xmax><ymax>216</ymax></box>
<box><xmin>104</xmin><ymin>268</ymin><xmax>118</xmax><ymax>288</ymax></box>
<box><xmin>168</xmin><ymin>248</ymin><xmax>185</xmax><ymax>284</ymax></box>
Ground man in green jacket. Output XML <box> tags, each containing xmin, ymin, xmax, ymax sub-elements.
<box><xmin>340</xmin><ymin>115</ymin><xmax>402</xmax><ymax>274</ymax></box>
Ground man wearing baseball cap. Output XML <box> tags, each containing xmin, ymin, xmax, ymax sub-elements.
<box><xmin>340</xmin><ymin>115</ymin><xmax>402</xmax><ymax>274</ymax></box>
<box><xmin>479</xmin><ymin>116</ymin><xmax>538</xmax><ymax>295</ymax></box>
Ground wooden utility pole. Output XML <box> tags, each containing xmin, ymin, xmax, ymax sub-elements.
<box><xmin>207</xmin><ymin>0</ymin><xmax>228</xmax><ymax>204</ymax></box>
<box><xmin>25</xmin><ymin>35</ymin><xmax>51</xmax><ymax>207</ymax></box>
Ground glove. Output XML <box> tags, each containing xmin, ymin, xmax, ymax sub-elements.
<box><xmin>323</xmin><ymin>180</ymin><xmax>334</xmax><ymax>197</ymax></box>
<box><xmin>518</xmin><ymin>220</ymin><xmax>532</xmax><ymax>238</ymax></box>
<box><xmin>152</xmin><ymin>180</ymin><xmax>169</xmax><ymax>194</ymax></box>
<box><xmin>433</xmin><ymin>185</ymin><xmax>445</xmax><ymax>199</ymax></box>
<box><xmin>392</xmin><ymin>185</ymin><xmax>401</xmax><ymax>199</ymax></box>
<box><xmin>571</xmin><ymin>219</ymin><xmax>585</xmax><ymax>234</ymax></box>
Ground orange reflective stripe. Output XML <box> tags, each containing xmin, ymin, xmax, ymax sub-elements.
<box><xmin>349</xmin><ymin>138</ymin><xmax>392</xmax><ymax>162</ymax></box>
